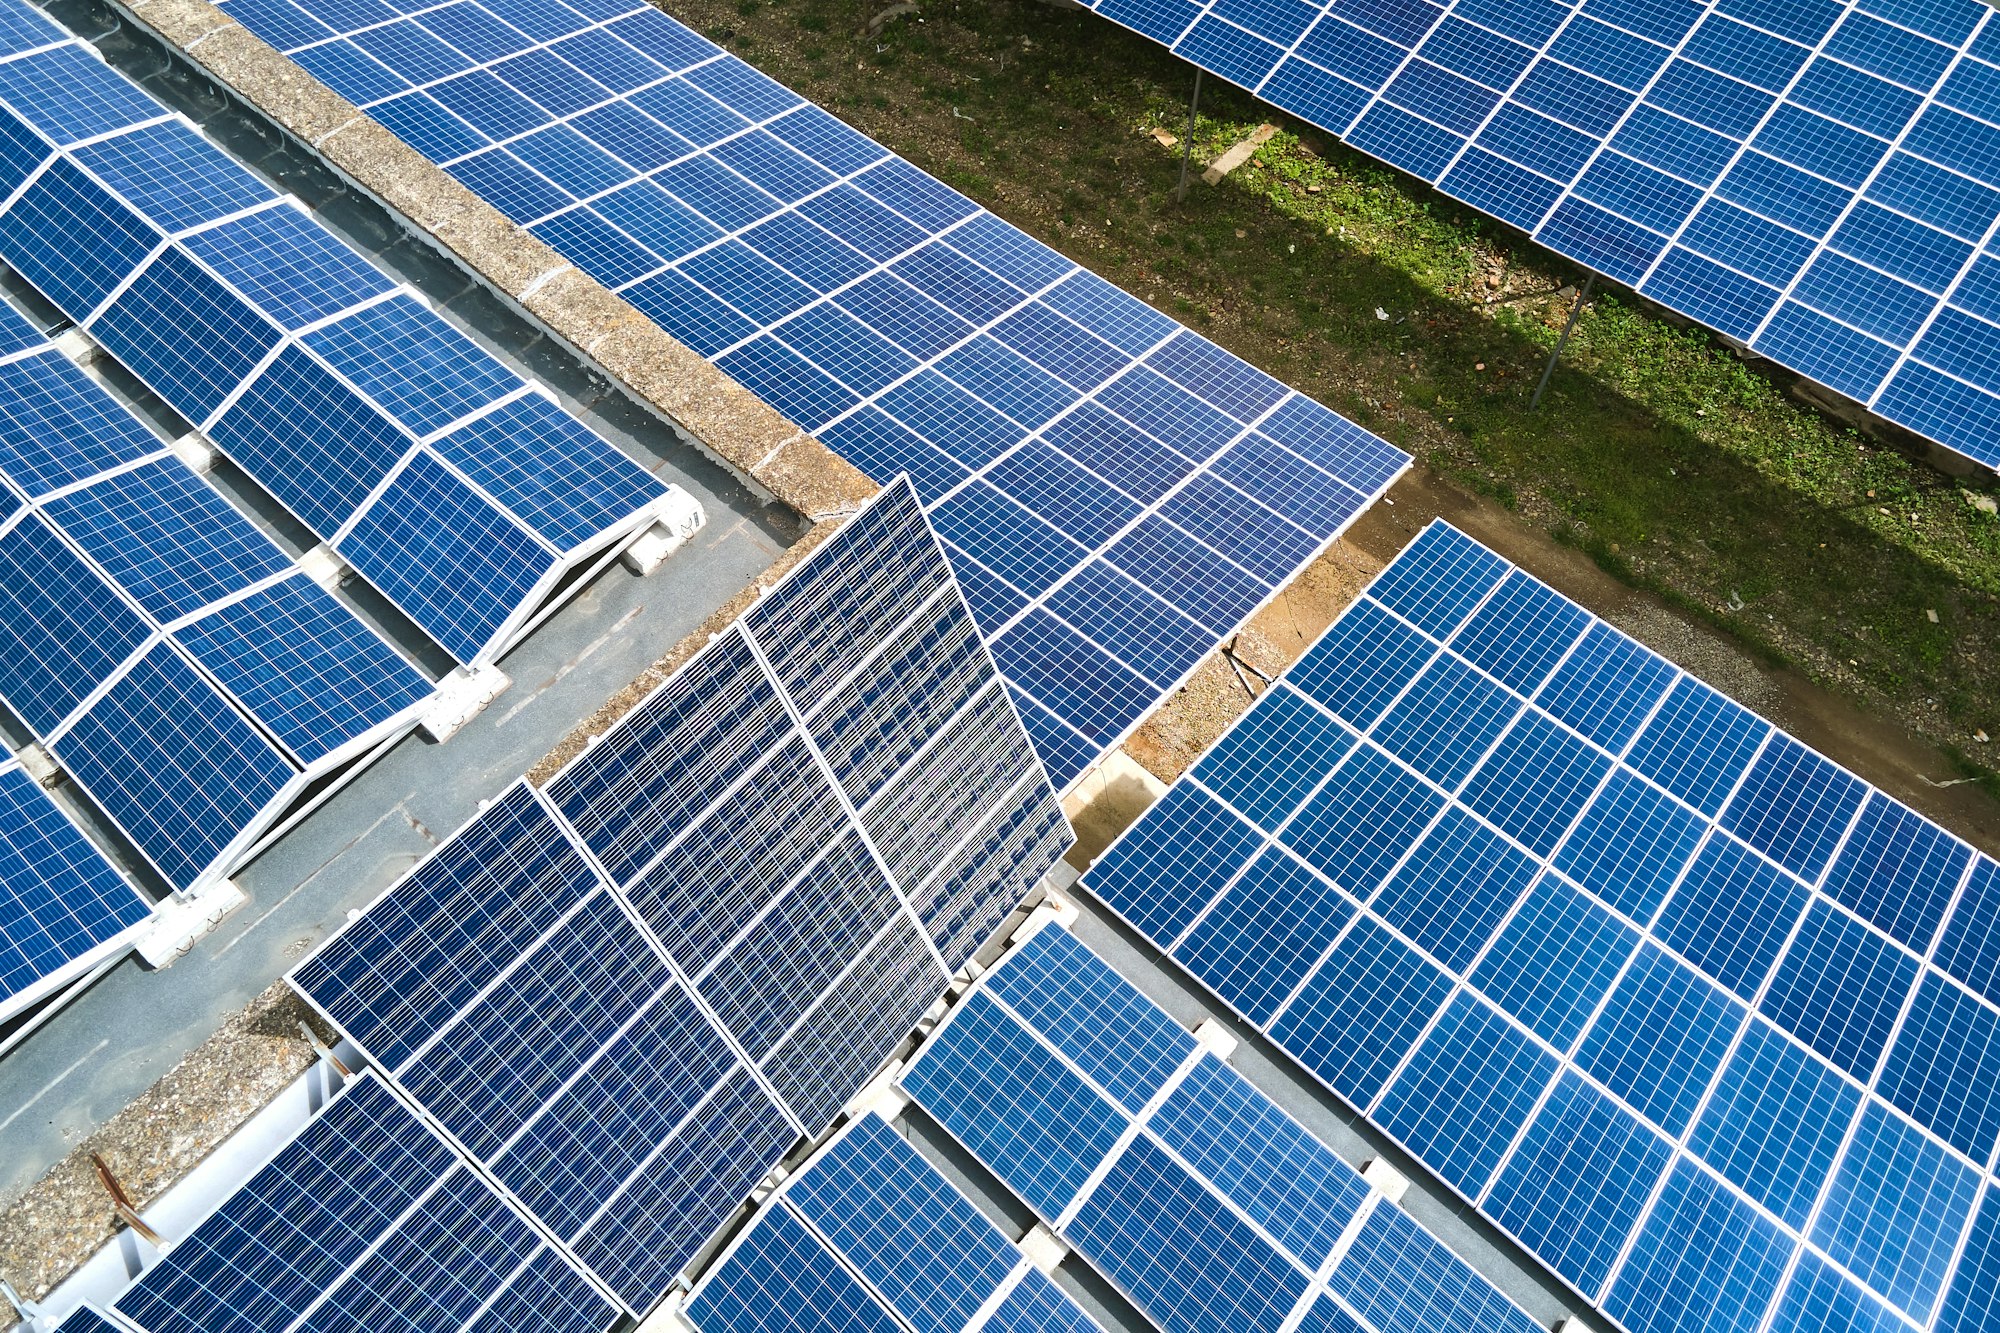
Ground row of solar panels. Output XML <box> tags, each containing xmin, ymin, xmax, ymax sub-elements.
<box><xmin>47</xmin><ymin>889</ymin><xmax>1590</xmax><ymax>1333</ymax></box>
<box><xmin>0</xmin><ymin>4</ymin><xmax>679</xmax><ymax>668</ymax></box>
<box><xmin>900</xmin><ymin>923</ymin><xmax>1556</xmax><ymax>1333</ymax></box>
<box><xmin>38</xmin><ymin>498</ymin><xmax>1996</xmax><ymax>1333</ymax></box>
<box><xmin>35</xmin><ymin>478</ymin><xmax>1065</xmax><ymax>1333</ymax></box>
<box><xmin>1078</xmin><ymin>0</ymin><xmax>2000</xmax><ymax>471</ymax></box>
<box><xmin>205</xmin><ymin>0</ymin><xmax>1415</xmax><ymax>791</ymax></box>
<box><xmin>1084</xmin><ymin>519</ymin><xmax>1999</xmax><ymax>1333</ymax></box>
<box><xmin>0</xmin><ymin>0</ymin><xmax>718</xmax><ymax>1019</ymax></box>
<box><xmin>281</xmin><ymin>480</ymin><xmax>1068</xmax><ymax>1318</ymax></box>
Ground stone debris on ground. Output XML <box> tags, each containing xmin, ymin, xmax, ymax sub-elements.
<box><xmin>0</xmin><ymin>986</ymin><xmax>332</xmax><ymax>1331</ymax></box>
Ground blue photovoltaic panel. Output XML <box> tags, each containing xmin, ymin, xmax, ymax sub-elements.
<box><xmin>0</xmin><ymin>323</ymin><xmax>432</xmax><ymax>891</ymax></box>
<box><xmin>903</xmin><ymin>923</ymin><xmax>1546</xmax><ymax>1333</ymax></box>
<box><xmin>206</xmin><ymin>0</ymin><xmax>1412</xmax><ymax>787</ymax></box>
<box><xmin>1060</xmin><ymin>0</ymin><xmax>2000</xmax><ymax>471</ymax></box>
<box><xmin>292</xmin><ymin>479</ymin><xmax>1068</xmax><ymax>1317</ymax></box>
<box><xmin>689</xmin><ymin>1111</ymin><xmax>1111</xmax><ymax>1333</ymax></box>
<box><xmin>0</xmin><ymin>759</ymin><xmax>150</xmax><ymax>1020</ymax></box>
<box><xmin>111</xmin><ymin>1074</ymin><xmax>619</xmax><ymax>1333</ymax></box>
<box><xmin>1082</xmin><ymin>517</ymin><xmax>1996</xmax><ymax>1333</ymax></box>
<box><xmin>0</xmin><ymin>10</ymin><xmax>671</xmax><ymax>667</ymax></box>
<box><xmin>171</xmin><ymin>574</ymin><xmax>432</xmax><ymax>764</ymax></box>
<box><xmin>53</xmin><ymin>643</ymin><xmax>297</xmax><ymax>892</ymax></box>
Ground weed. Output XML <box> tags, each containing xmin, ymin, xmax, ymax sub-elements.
<box><xmin>670</xmin><ymin>0</ymin><xmax>2000</xmax><ymax>760</ymax></box>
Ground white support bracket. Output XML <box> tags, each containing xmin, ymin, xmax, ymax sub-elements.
<box><xmin>16</xmin><ymin>742</ymin><xmax>59</xmax><ymax>788</ymax></box>
<box><xmin>1018</xmin><ymin>1224</ymin><xmax>1068</xmax><ymax>1275</ymax></box>
<box><xmin>136</xmin><ymin>879</ymin><xmax>249</xmax><ymax>968</ymax></box>
<box><xmin>419</xmin><ymin>663</ymin><xmax>510</xmax><ymax>743</ymax></box>
<box><xmin>634</xmin><ymin>1290</ymin><xmax>700</xmax><ymax>1333</ymax></box>
<box><xmin>1192</xmin><ymin>1017</ymin><xmax>1237</xmax><ymax>1060</ymax></box>
<box><xmin>748</xmin><ymin>1163</ymin><xmax>788</xmax><ymax>1205</ymax></box>
<box><xmin>1360</xmin><ymin>1158</ymin><xmax>1410</xmax><ymax>1206</ymax></box>
<box><xmin>169</xmin><ymin>431</ymin><xmax>215</xmax><ymax>474</ymax></box>
<box><xmin>621</xmin><ymin>487</ymin><xmax>707</xmax><ymax>575</ymax></box>
<box><xmin>847</xmin><ymin>1063</ymin><xmax>911</xmax><ymax>1122</ymax></box>
<box><xmin>1010</xmin><ymin>891</ymin><xmax>1079</xmax><ymax>945</ymax></box>
<box><xmin>297</xmin><ymin>543</ymin><xmax>350</xmax><ymax>593</ymax></box>
<box><xmin>52</xmin><ymin>328</ymin><xmax>102</xmax><ymax>367</ymax></box>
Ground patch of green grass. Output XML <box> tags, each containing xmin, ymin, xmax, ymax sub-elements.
<box><xmin>670</xmin><ymin>0</ymin><xmax>2000</xmax><ymax>773</ymax></box>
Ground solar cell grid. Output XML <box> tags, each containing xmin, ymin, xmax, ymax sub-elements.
<box><xmin>1061</xmin><ymin>0</ymin><xmax>2000</xmax><ymax>470</ymax></box>
<box><xmin>291</xmin><ymin>478</ymin><xmax>1067</xmax><ymax>1318</ymax></box>
<box><xmin>902</xmin><ymin>922</ymin><xmax>1550</xmax><ymax>1333</ymax></box>
<box><xmin>205</xmin><ymin>0</ymin><xmax>1411</xmax><ymax>788</ymax></box>
<box><xmin>0</xmin><ymin>325</ymin><xmax>435</xmax><ymax>889</ymax></box>
<box><xmin>108</xmin><ymin>1074</ymin><xmax>618</xmax><ymax>1333</ymax></box>
<box><xmin>0</xmin><ymin>13</ymin><xmax>676</xmax><ymax>668</ymax></box>
<box><xmin>0</xmin><ymin>757</ymin><xmax>150</xmax><ymax>1021</ymax></box>
<box><xmin>689</xmin><ymin>1112</ymin><xmax>1110</xmax><ymax>1333</ymax></box>
<box><xmin>1080</xmin><ymin>517</ymin><xmax>1999</xmax><ymax>1333</ymax></box>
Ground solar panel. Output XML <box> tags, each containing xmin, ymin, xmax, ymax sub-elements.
<box><xmin>107</xmin><ymin>1073</ymin><xmax>620</xmax><ymax>1333</ymax></box>
<box><xmin>202</xmin><ymin>0</ymin><xmax>1414</xmax><ymax>788</ymax></box>
<box><xmin>1068</xmin><ymin>0</ymin><xmax>2000</xmax><ymax>472</ymax></box>
<box><xmin>0</xmin><ymin>756</ymin><xmax>151</xmax><ymax>1021</ymax></box>
<box><xmin>687</xmin><ymin>1112</ymin><xmax>1107</xmax><ymax>1333</ymax></box>
<box><xmin>289</xmin><ymin>477</ymin><xmax>1072</xmax><ymax>1317</ymax></box>
<box><xmin>0</xmin><ymin>328</ymin><xmax>433</xmax><ymax>891</ymax></box>
<box><xmin>900</xmin><ymin>922</ymin><xmax>1549</xmax><ymax>1333</ymax></box>
<box><xmin>1082</xmin><ymin>518</ymin><xmax>1999</xmax><ymax>1333</ymax></box>
<box><xmin>0</xmin><ymin>6</ymin><xmax>681</xmax><ymax>667</ymax></box>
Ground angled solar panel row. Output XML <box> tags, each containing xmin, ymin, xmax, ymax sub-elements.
<box><xmin>0</xmin><ymin>754</ymin><xmax>151</xmax><ymax>1022</ymax></box>
<box><xmin>1079</xmin><ymin>0</ymin><xmax>2000</xmax><ymax>471</ymax></box>
<box><xmin>288</xmin><ymin>477</ymin><xmax>1072</xmax><ymax>1318</ymax></box>
<box><xmin>902</xmin><ymin>922</ymin><xmax>1552</xmax><ymax>1333</ymax></box>
<box><xmin>688</xmin><ymin>1112</ymin><xmax>1109</xmax><ymax>1333</ymax></box>
<box><xmin>206</xmin><ymin>0</ymin><xmax>1412</xmax><ymax>789</ymax></box>
<box><xmin>1083</xmin><ymin>519</ymin><xmax>2000</xmax><ymax>1333</ymax></box>
<box><xmin>87</xmin><ymin>1073</ymin><xmax>621</xmax><ymax>1333</ymax></box>
<box><xmin>0</xmin><ymin>297</ymin><xmax>434</xmax><ymax>892</ymax></box>
<box><xmin>0</xmin><ymin>0</ymin><xmax>678</xmax><ymax>667</ymax></box>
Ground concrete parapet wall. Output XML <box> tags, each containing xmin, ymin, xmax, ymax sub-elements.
<box><xmin>119</xmin><ymin>0</ymin><xmax>880</xmax><ymax>524</ymax></box>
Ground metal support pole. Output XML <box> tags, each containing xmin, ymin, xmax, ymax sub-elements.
<box><xmin>1175</xmin><ymin>69</ymin><xmax>1203</xmax><ymax>203</ymax></box>
<box><xmin>1531</xmin><ymin>273</ymin><xmax>1594</xmax><ymax>410</ymax></box>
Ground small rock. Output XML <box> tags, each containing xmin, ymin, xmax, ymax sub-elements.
<box><xmin>1306</xmin><ymin>183</ymin><xmax>1322</xmax><ymax>193</ymax></box>
<box><xmin>1867</xmin><ymin>489</ymin><xmax>1876</xmax><ymax>498</ymax></box>
<box><xmin>1474</xmin><ymin>362</ymin><xmax>1485</xmax><ymax>371</ymax></box>
<box><xmin>1975</xmin><ymin>729</ymin><xmax>1990</xmax><ymax>743</ymax></box>
<box><xmin>1234</xmin><ymin>228</ymin><xmax>1246</xmax><ymax>238</ymax></box>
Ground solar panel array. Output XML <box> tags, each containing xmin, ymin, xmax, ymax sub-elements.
<box><xmin>100</xmin><ymin>1073</ymin><xmax>620</xmax><ymax>1333</ymax></box>
<box><xmin>902</xmin><ymin>923</ymin><xmax>1554</xmax><ymax>1333</ymax></box>
<box><xmin>205</xmin><ymin>0</ymin><xmax>1412</xmax><ymax>789</ymax></box>
<box><xmin>0</xmin><ymin>0</ymin><xmax>677</xmax><ymax>668</ymax></box>
<box><xmin>0</xmin><ymin>300</ymin><xmax>436</xmax><ymax>891</ymax></box>
<box><xmin>1081</xmin><ymin>0</ymin><xmax>2000</xmax><ymax>470</ymax></box>
<box><xmin>688</xmin><ymin>1111</ymin><xmax>1108</xmax><ymax>1333</ymax></box>
<box><xmin>1082</xmin><ymin>518</ymin><xmax>2000</xmax><ymax>1333</ymax></box>
<box><xmin>289</xmin><ymin>477</ymin><xmax>1071</xmax><ymax>1317</ymax></box>
<box><xmin>0</xmin><ymin>755</ymin><xmax>151</xmax><ymax>1021</ymax></box>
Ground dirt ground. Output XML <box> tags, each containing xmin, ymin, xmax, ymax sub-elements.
<box><xmin>1067</xmin><ymin>468</ymin><xmax>2000</xmax><ymax>864</ymax></box>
